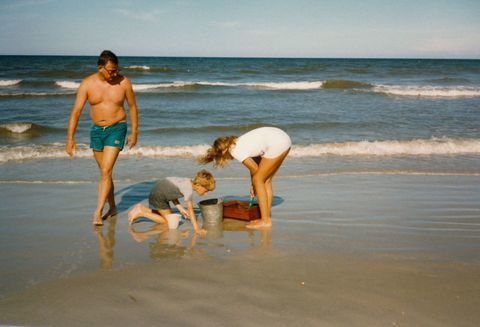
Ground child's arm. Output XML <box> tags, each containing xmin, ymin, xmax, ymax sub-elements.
<box><xmin>172</xmin><ymin>199</ymin><xmax>190</xmax><ymax>219</ymax></box>
<box><xmin>186</xmin><ymin>200</ymin><xmax>206</xmax><ymax>236</ymax></box>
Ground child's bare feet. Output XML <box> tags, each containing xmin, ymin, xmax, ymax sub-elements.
<box><xmin>128</xmin><ymin>204</ymin><xmax>143</xmax><ymax>224</ymax></box>
<box><xmin>246</xmin><ymin>219</ymin><xmax>272</xmax><ymax>229</ymax></box>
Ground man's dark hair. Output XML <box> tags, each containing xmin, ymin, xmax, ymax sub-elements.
<box><xmin>97</xmin><ymin>50</ymin><xmax>118</xmax><ymax>66</ymax></box>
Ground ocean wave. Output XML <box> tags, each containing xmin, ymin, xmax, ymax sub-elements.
<box><xmin>132</xmin><ymin>81</ymin><xmax>325</xmax><ymax>91</ymax></box>
<box><xmin>0</xmin><ymin>91</ymin><xmax>74</xmax><ymax>97</ymax></box>
<box><xmin>125</xmin><ymin>66</ymin><xmax>178</xmax><ymax>73</ymax></box>
<box><xmin>56</xmin><ymin>81</ymin><xmax>80</xmax><ymax>89</ymax></box>
<box><xmin>291</xmin><ymin>138</ymin><xmax>480</xmax><ymax>157</ymax></box>
<box><xmin>322</xmin><ymin>80</ymin><xmax>372</xmax><ymax>89</ymax></box>
<box><xmin>0</xmin><ymin>79</ymin><xmax>22</xmax><ymax>87</ymax></box>
<box><xmin>372</xmin><ymin>85</ymin><xmax>480</xmax><ymax>98</ymax></box>
<box><xmin>1</xmin><ymin>138</ymin><xmax>480</xmax><ymax>163</ymax></box>
<box><xmin>0</xmin><ymin>122</ymin><xmax>60</xmax><ymax>138</ymax></box>
<box><xmin>125</xmin><ymin>65</ymin><xmax>151</xmax><ymax>71</ymax></box>
<box><xmin>147</xmin><ymin>121</ymin><xmax>371</xmax><ymax>135</ymax></box>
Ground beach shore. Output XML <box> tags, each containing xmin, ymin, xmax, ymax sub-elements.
<box><xmin>1</xmin><ymin>174</ymin><xmax>479</xmax><ymax>326</ymax></box>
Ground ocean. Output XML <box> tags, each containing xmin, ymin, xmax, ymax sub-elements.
<box><xmin>1</xmin><ymin>56</ymin><xmax>479</xmax><ymax>182</ymax></box>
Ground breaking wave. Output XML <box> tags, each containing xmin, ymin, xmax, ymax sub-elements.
<box><xmin>1</xmin><ymin>138</ymin><xmax>480</xmax><ymax>163</ymax></box>
<box><xmin>0</xmin><ymin>123</ymin><xmax>60</xmax><ymax>138</ymax></box>
<box><xmin>372</xmin><ymin>85</ymin><xmax>480</xmax><ymax>98</ymax></box>
<box><xmin>0</xmin><ymin>79</ymin><xmax>22</xmax><ymax>87</ymax></box>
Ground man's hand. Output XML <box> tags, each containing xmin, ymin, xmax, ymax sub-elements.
<box><xmin>127</xmin><ymin>133</ymin><xmax>137</xmax><ymax>149</ymax></box>
<box><xmin>66</xmin><ymin>139</ymin><xmax>76</xmax><ymax>157</ymax></box>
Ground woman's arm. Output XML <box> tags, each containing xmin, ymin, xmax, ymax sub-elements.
<box><xmin>242</xmin><ymin>157</ymin><xmax>260</xmax><ymax>197</ymax></box>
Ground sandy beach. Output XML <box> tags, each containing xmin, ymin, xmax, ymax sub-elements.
<box><xmin>1</xmin><ymin>174</ymin><xmax>479</xmax><ymax>326</ymax></box>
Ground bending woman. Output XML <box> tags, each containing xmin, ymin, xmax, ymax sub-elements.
<box><xmin>199</xmin><ymin>127</ymin><xmax>291</xmax><ymax>229</ymax></box>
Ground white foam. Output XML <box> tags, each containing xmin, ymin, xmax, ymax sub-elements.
<box><xmin>372</xmin><ymin>85</ymin><xmax>480</xmax><ymax>98</ymax></box>
<box><xmin>132</xmin><ymin>81</ymin><xmax>325</xmax><ymax>91</ymax></box>
<box><xmin>291</xmin><ymin>138</ymin><xmax>480</xmax><ymax>157</ymax></box>
<box><xmin>0</xmin><ymin>79</ymin><xmax>22</xmax><ymax>87</ymax></box>
<box><xmin>56</xmin><ymin>81</ymin><xmax>80</xmax><ymax>89</ymax></box>
<box><xmin>1</xmin><ymin>138</ymin><xmax>479</xmax><ymax>163</ymax></box>
<box><xmin>126</xmin><ymin>65</ymin><xmax>151</xmax><ymax>70</ymax></box>
<box><xmin>0</xmin><ymin>123</ymin><xmax>33</xmax><ymax>133</ymax></box>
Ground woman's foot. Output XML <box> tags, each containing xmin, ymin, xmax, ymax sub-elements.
<box><xmin>246</xmin><ymin>218</ymin><xmax>272</xmax><ymax>229</ymax></box>
<box><xmin>128</xmin><ymin>204</ymin><xmax>144</xmax><ymax>224</ymax></box>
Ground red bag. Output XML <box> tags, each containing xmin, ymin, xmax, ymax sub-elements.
<box><xmin>223</xmin><ymin>200</ymin><xmax>261</xmax><ymax>221</ymax></box>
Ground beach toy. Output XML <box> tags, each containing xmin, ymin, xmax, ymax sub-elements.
<box><xmin>223</xmin><ymin>200</ymin><xmax>261</xmax><ymax>221</ymax></box>
<box><xmin>165</xmin><ymin>213</ymin><xmax>181</xmax><ymax>229</ymax></box>
<box><xmin>248</xmin><ymin>196</ymin><xmax>256</xmax><ymax>208</ymax></box>
<box><xmin>199</xmin><ymin>198</ymin><xmax>224</xmax><ymax>227</ymax></box>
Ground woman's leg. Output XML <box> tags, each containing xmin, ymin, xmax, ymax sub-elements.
<box><xmin>248</xmin><ymin>149</ymin><xmax>289</xmax><ymax>229</ymax></box>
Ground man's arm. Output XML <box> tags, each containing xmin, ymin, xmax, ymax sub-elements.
<box><xmin>66</xmin><ymin>81</ymin><xmax>88</xmax><ymax>156</ymax></box>
<box><xmin>124</xmin><ymin>78</ymin><xmax>138</xmax><ymax>149</ymax></box>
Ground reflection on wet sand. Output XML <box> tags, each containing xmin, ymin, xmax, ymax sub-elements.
<box><xmin>129</xmin><ymin>223</ymin><xmax>201</xmax><ymax>259</ymax></box>
<box><xmin>93</xmin><ymin>215</ymin><xmax>117</xmax><ymax>271</ymax></box>
<box><xmin>127</xmin><ymin>217</ymin><xmax>272</xmax><ymax>260</ymax></box>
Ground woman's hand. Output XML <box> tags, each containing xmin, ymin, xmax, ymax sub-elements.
<box><xmin>249</xmin><ymin>184</ymin><xmax>256</xmax><ymax>198</ymax></box>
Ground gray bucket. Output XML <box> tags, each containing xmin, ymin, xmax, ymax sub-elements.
<box><xmin>198</xmin><ymin>198</ymin><xmax>224</xmax><ymax>227</ymax></box>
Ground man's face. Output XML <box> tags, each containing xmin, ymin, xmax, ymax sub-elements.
<box><xmin>100</xmin><ymin>61</ymin><xmax>118</xmax><ymax>81</ymax></box>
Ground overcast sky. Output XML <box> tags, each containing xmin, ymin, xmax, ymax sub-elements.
<box><xmin>1</xmin><ymin>0</ymin><xmax>479</xmax><ymax>58</ymax></box>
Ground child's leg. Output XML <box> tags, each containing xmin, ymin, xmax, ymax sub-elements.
<box><xmin>128</xmin><ymin>203</ymin><xmax>171</xmax><ymax>224</ymax></box>
<box><xmin>248</xmin><ymin>149</ymin><xmax>289</xmax><ymax>229</ymax></box>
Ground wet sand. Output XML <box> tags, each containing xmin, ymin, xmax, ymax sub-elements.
<box><xmin>1</xmin><ymin>175</ymin><xmax>479</xmax><ymax>326</ymax></box>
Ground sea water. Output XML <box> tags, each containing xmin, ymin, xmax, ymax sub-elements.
<box><xmin>0</xmin><ymin>56</ymin><xmax>479</xmax><ymax>181</ymax></box>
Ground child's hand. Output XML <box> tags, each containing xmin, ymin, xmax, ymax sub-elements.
<box><xmin>178</xmin><ymin>206</ymin><xmax>190</xmax><ymax>219</ymax></box>
<box><xmin>195</xmin><ymin>228</ymin><xmax>207</xmax><ymax>237</ymax></box>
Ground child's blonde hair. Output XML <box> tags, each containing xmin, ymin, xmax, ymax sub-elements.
<box><xmin>192</xmin><ymin>170</ymin><xmax>216</xmax><ymax>191</ymax></box>
<box><xmin>198</xmin><ymin>136</ymin><xmax>237</xmax><ymax>168</ymax></box>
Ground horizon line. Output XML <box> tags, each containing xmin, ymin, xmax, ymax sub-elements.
<box><xmin>0</xmin><ymin>54</ymin><xmax>479</xmax><ymax>60</ymax></box>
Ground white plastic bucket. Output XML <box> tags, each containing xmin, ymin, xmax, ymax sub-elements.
<box><xmin>165</xmin><ymin>213</ymin><xmax>181</xmax><ymax>229</ymax></box>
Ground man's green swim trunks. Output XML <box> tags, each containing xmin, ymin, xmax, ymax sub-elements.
<box><xmin>90</xmin><ymin>121</ymin><xmax>127</xmax><ymax>151</ymax></box>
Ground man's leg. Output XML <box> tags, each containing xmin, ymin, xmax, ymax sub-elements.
<box><xmin>93</xmin><ymin>146</ymin><xmax>121</xmax><ymax>225</ymax></box>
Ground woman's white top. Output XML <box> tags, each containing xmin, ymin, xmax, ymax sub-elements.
<box><xmin>229</xmin><ymin>127</ymin><xmax>291</xmax><ymax>162</ymax></box>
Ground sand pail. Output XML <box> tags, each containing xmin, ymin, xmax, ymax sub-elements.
<box><xmin>199</xmin><ymin>198</ymin><xmax>224</xmax><ymax>227</ymax></box>
<box><xmin>165</xmin><ymin>213</ymin><xmax>181</xmax><ymax>229</ymax></box>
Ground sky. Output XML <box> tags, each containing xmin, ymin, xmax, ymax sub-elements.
<box><xmin>0</xmin><ymin>0</ymin><xmax>479</xmax><ymax>58</ymax></box>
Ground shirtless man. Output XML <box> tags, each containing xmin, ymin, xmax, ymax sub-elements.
<box><xmin>66</xmin><ymin>50</ymin><xmax>138</xmax><ymax>225</ymax></box>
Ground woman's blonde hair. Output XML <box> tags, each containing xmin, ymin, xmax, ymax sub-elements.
<box><xmin>192</xmin><ymin>170</ymin><xmax>216</xmax><ymax>191</ymax></box>
<box><xmin>198</xmin><ymin>136</ymin><xmax>237</xmax><ymax>168</ymax></box>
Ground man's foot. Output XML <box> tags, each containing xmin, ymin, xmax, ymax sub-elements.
<box><xmin>128</xmin><ymin>204</ymin><xmax>143</xmax><ymax>225</ymax></box>
<box><xmin>246</xmin><ymin>219</ymin><xmax>272</xmax><ymax>229</ymax></box>
<box><xmin>102</xmin><ymin>207</ymin><xmax>118</xmax><ymax>220</ymax></box>
<box><xmin>93</xmin><ymin>212</ymin><xmax>103</xmax><ymax>226</ymax></box>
